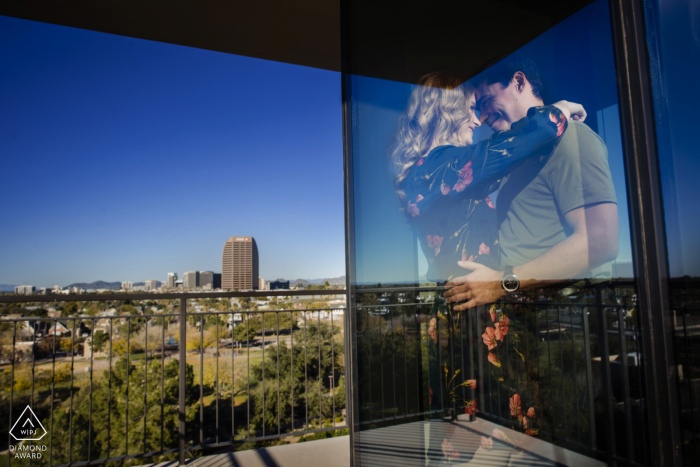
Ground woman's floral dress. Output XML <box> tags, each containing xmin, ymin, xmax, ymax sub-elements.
<box><xmin>403</xmin><ymin>105</ymin><xmax>568</xmax><ymax>283</ymax></box>
<box><xmin>402</xmin><ymin>105</ymin><xmax>568</xmax><ymax>434</ymax></box>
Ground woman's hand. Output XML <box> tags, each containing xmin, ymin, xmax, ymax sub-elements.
<box><xmin>552</xmin><ymin>100</ymin><xmax>587</xmax><ymax>122</ymax></box>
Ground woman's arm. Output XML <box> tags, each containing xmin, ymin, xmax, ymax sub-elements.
<box><xmin>475</xmin><ymin>104</ymin><xmax>568</xmax><ymax>185</ymax></box>
<box><xmin>403</xmin><ymin>105</ymin><xmax>567</xmax><ymax>217</ymax></box>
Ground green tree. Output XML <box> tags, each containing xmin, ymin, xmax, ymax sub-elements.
<box><xmin>45</xmin><ymin>358</ymin><xmax>200</xmax><ymax>466</ymax></box>
<box><xmin>92</xmin><ymin>330</ymin><xmax>109</xmax><ymax>352</ymax></box>
<box><xmin>233</xmin><ymin>324</ymin><xmax>257</xmax><ymax>345</ymax></box>
<box><xmin>63</xmin><ymin>301</ymin><xmax>79</xmax><ymax>316</ymax></box>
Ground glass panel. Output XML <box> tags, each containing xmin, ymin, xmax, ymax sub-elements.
<box><xmin>345</xmin><ymin>0</ymin><xmax>646</xmax><ymax>465</ymax></box>
<box><xmin>644</xmin><ymin>0</ymin><xmax>700</xmax><ymax>464</ymax></box>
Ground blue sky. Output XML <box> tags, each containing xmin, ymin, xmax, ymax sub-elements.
<box><xmin>0</xmin><ymin>16</ymin><xmax>345</xmax><ymax>287</ymax></box>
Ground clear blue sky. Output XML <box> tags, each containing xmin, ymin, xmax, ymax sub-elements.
<box><xmin>0</xmin><ymin>15</ymin><xmax>345</xmax><ymax>287</ymax></box>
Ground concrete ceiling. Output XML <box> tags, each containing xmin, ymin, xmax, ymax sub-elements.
<box><xmin>1</xmin><ymin>0</ymin><xmax>597</xmax><ymax>83</ymax></box>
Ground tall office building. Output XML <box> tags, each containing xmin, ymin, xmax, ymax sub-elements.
<box><xmin>121</xmin><ymin>281</ymin><xmax>133</xmax><ymax>291</ymax></box>
<box><xmin>167</xmin><ymin>273</ymin><xmax>178</xmax><ymax>288</ymax></box>
<box><xmin>222</xmin><ymin>236</ymin><xmax>258</xmax><ymax>290</ymax></box>
<box><xmin>145</xmin><ymin>279</ymin><xmax>158</xmax><ymax>291</ymax></box>
<box><xmin>183</xmin><ymin>271</ymin><xmax>199</xmax><ymax>289</ymax></box>
<box><xmin>199</xmin><ymin>271</ymin><xmax>214</xmax><ymax>289</ymax></box>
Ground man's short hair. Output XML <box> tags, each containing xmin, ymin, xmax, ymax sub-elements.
<box><xmin>481</xmin><ymin>54</ymin><xmax>543</xmax><ymax>99</ymax></box>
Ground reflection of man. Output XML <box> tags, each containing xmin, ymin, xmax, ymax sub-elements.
<box><xmin>445</xmin><ymin>55</ymin><xmax>619</xmax><ymax>310</ymax></box>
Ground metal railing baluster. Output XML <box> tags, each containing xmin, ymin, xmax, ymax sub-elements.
<box><xmin>216</xmin><ymin>316</ymin><xmax>219</xmax><ymax>444</ymax></box>
<box><xmin>277</xmin><ymin>312</ymin><xmax>280</xmax><ymax>435</ymax></box>
<box><xmin>109</xmin><ymin>317</ymin><xmax>114</xmax><ymax>459</ymax></box>
<box><xmin>231</xmin><ymin>313</ymin><xmax>235</xmax><ymax>440</ymax></box>
<box><xmin>247</xmin><ymin>313</ymin><xmax>250</xmax><ymax>438</ymax></box>
<box><xmin>582</xmin><ymin>305</ymin><xmax>597</xmax><ymax>450</ymax></box>
<box><xmin>596</xmin><ymin>289</ymin><xmax>617</xmax><ymax>463</ymax></box>
<box><xmin>8</xmin><ymin>322</ymin><xmax>15</xmax><ymax>467</ymax></box>
<box><xmin>318</xmin><ymin>311</ymin><xmax>322</xmax><ymax>426</ymax></box>
<box><xmin>290</xmin><ymin>310</ymin><xmax>294</xmax><ymax>433</ymax></box>
<box><xmin>89</xmin><ymin>317</ymin><xmax>95</xmax><ymax>462</ymax></box>
<box><xmin>262</xmin><ymin>313</ymin><xmax>266</xmax><ymax>438</ymax></box>
<box><xmin>200</xmin><ymin>314</ymin><xmax>204</xmax><ymax>446</ymax></box>
<box><xmin>126</xmin><ymin>317</ymin><xmax>131</xmax><ymax>457</ymax></box>
<box><xmin>546</xmin><ymin>307</ymin><xmax>554</xmax><ymax>436</ymax></box>
<box><xmin>69</xmin><ymin>320</ymin><xmax>76</xmax><ymax>463</ymax></box>
<box><xmin>331</xmin><ymin>309</ymin><xmax>336</xmax><ymax>425</ymax></box>
<box><xmin>179</xmin><ymin>297</ymin><xmax>186</xmax><ymax>466</ymax></box>
<box><xmin>570</xmin><ymin>307</ymin><xmax>581</xmax><ymax>444</ymax></box>
<box><xmin>304</xmin><ymin>310</ymin><xmax>308</xmax><ymax>431</ymax></box>
<box><xmin>29</xmin><ymin>320</ymin><xmax>36</xmax><ymax>467</ymax></box>
<box><xmin>144</xmin><ymin>318</ymin><xmax>148</xmax><ymax>453</ymax></box>
<box><xmin>49</xmin><ymin>321</ymin><xmax>56</xmax><ymax>467</ymax></box>
<box><xmin>618</xmin><ymin>307</ymin><xmax>634</xmax><ymax>461</ymax></box>
<box><xmin>558</xmin><ymin>307</ymin><xmax>567</xmax><ymax>439</ymax></box>
<box><xmin>161</xmin><ymin>315</ymin><xmax>165</xmax><ymax>454</ymax></box>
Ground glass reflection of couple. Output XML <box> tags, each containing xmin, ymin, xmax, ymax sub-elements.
<box><xmin>392</xmin><ymin>55</ymin><xmax>618</xmax><ymax>307</ymax></box>
<box><xmin>390</xmin><ymin>55</ymin><xmax>619</xmax><ymax>466</ymax></box>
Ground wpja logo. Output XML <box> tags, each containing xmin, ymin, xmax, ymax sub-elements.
<box><xmin>8</xmin><ymin>406</ymin><xmax>47</xmax><ymax>459</ymax></box>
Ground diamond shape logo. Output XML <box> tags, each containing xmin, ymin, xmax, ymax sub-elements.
<box><xmin>10</xmin><ymin>406</ymin><xmax>47</xmax><ymax>441</ymax></box>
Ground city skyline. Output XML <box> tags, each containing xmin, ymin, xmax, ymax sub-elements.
<box><xmin>0</xmin><ymin>16</ymin><xmax>345</xmax><ymax>286</ymax></box>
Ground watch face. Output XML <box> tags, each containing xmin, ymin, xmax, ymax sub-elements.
<box><xmin>502</xmin><ymin>274</ymin><xmax>519</xmax><ymax>292</ymax></box>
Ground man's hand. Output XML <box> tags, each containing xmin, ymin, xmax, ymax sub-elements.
<box><xmin>444</xmin><ymin>262</ymin><xmax>505</xmax><ymax>312</ymax></box>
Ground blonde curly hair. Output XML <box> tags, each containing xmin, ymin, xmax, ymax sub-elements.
<box><xmin>390</xmin><ymin>72</ymin><xmax>475</xmax><ymax>205</ymax></box>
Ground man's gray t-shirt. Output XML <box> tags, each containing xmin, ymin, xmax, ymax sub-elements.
<box><xmin>496</xmin><ymin>121</ymin><xmax>617</xmax><ymax>277</ymax></box>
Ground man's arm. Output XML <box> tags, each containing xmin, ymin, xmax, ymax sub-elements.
<box><xmin>444</xmin><ymin>202</ymin><xmax>619</xmax><ymax>311</ymax></box>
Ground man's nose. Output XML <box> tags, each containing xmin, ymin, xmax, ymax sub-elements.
<box><xmin>479</xmin><ymin>112</ymin><xmax>488</xmax><ymax>124</ymax></box>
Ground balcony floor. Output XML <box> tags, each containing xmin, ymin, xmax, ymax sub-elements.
<box><xmin>144</xmin><ymin>436</ymin><xmax>350</xmax><ymax>467</ymax></box>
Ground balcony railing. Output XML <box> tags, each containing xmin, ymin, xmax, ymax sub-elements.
<box><xmin>0</xmin><ymin>282</ymin><xmax>648</xmax><ymax>466</ymax></box>
<box><xmin>0</xmin><ymin>289</ymin><xmax>348</xmax><ymax>467</ymax></box>
<box><xmin>352</xmin><ymin>281</ymin><xmax>643</xmax><ymax>466</ymax></box>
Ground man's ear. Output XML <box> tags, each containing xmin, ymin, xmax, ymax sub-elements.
<box><xmin>512</xmin><ymin>71</ymin><xmax>527</xmax><ymax>93</ymax></box>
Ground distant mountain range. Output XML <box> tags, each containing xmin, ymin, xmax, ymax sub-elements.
<box><xmin>289</xmin><ymin>276</ymin><xmax>346</xmax><ymax>287</ymax></box>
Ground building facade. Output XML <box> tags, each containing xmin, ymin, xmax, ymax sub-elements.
<box><xmin>167</xmin><ymin>272</ymin><xmax>177</xmax><ymax>288</ymax></box>
<box><xmin>14</xmin><ymin>285</ymin><xmax>35</xmax><ymax>295</ymax></box>
<box><xmin>269</xmin><ymin>280</ymin><xmax>289</xmax><ymax>290</ymax></box>
<box><xmin>183</xmin><ymin>271</ymin><xmax>199</xmax><ymax>289</ymax></box>
<box><xmin>145</xmin><ymin>279</ymin><xmax>158</xmax><ymax>291</ymax></box>
<box><xmin>221</xmin><ymin>236</ymin><xmax>258</xmax><ymax>290</ymax></box>
<box><xmin>199</xmin><ymin>271</ymin><xmax>214</xmax><ymax>289</ymax></box>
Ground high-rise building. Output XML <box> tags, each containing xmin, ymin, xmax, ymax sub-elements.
<box><xmin>213</xmin><ymin>273</ymin><xmax>222</xmax><ymax>290</ymax></box>
<box><xmin>145</xmin><ymin>280</ymin><xmax>158</xmax><ymax>291</ymax></box>
<box><xmin>15</xmin><ymin>285</ymin><xmax>35</xmax><ymax>295</ymax></box>
<box><xmin>222</xmin><ymin>236</ymin><xmax>259</xmax><ymax>290</ymax></box>
<box><xmin>270</xmin><ymin>280</ymin><xmax>289</xmax><ymax>290</ymax></box>
<box><xmin>259</xmin><ymin>277</ymin><xmax>267</xmax><ymax>290</ymax></box>
<box><xmin>183</xmin><ymin>271</ymin><xmax>199</xmax><ymax>289</ymax></box>
<box><xmin>121</xmin><ymin>281</ymin><xmax>133</xmax><ymax>291</ymax></box>
<box><xmin>167</xmin><ymin>273</ymin><xmax>178</xmax><ymax>288</ymax></box>
<box><xmin>199</xmin><ymin>271</ymin><xmax>214</xmax><ymax>289</ymax></box>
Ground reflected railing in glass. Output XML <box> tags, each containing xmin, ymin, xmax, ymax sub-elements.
<box><xmin>353</xmin><ymin>281</ymin><xmax>644</xmax><ymax>465</ymax></box>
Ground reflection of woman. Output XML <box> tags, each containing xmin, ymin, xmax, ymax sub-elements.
<box><xmin>390</xmin><ymin>75</ymin><xmax>579</xmax><ymax>465</ymax></box>
<box><xmin>391</xmin><ymin>72</ymin><xmax>576</xmax><ymax>283</ymax></box>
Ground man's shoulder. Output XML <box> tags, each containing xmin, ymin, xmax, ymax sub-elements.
<box><xmin>556</xmin><ymin>121</ymin><xmax>607</xmax><ymax>156</ymax></box>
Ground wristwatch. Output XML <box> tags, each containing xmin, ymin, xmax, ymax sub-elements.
<box><xmin>502</xmin><ymin>265</ymin><xmax>520</xmax><ymax>293</ymax></box>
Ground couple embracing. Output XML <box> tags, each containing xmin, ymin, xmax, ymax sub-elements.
<box><xmin>392</xmin><ymin>54</ymin><xmax>618</xmax><ymax>310</ymax></box>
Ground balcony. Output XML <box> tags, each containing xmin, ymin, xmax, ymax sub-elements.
<box><xmin>0</xmin><ymin>282</ymin><xmax>664</xmax><ymax>466</ymax></box>
<box><xmin>0</xmin><ymin>289</ymin><xmax>348</xmax><ymax>467</ymax></box>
